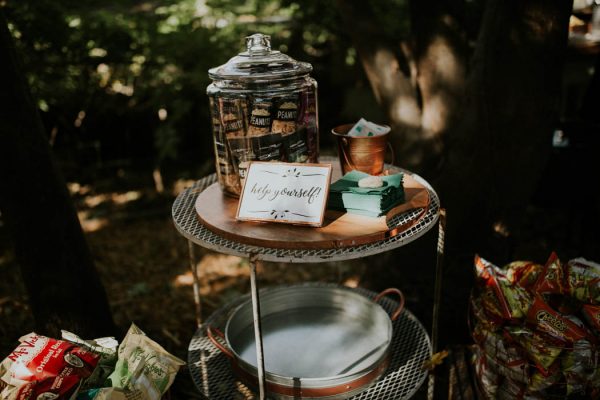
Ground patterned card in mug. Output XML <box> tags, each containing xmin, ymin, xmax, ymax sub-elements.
<box><xmin>236</xmin><ymin>162</ymin><xmax>332</xmax><ymax>227</ymax></box>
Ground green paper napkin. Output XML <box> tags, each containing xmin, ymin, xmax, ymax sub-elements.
<box><xmin>328</xmin><ymin>171</ymin><xmax>405</xmax><ymax>217</ymax></box>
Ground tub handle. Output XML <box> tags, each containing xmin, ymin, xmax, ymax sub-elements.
<box><xmin>206</xmin><ymin>325</ymin><xmax>234</xmax><ymax>359</ymax></box>
<box><xmin>374</xmin><ymin>288</ymin><xmax>405</xmax><ymax>321</ymax></box>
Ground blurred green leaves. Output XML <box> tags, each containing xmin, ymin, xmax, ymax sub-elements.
<box><xmin>4</xmin><ymin>0</ymin><xmax>409</xmax><ymax>172</ymax></box>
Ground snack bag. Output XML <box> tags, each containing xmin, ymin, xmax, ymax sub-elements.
<box><xmin>473</xmin><ymin>324</ymin><xmax>529</xmax><ymax>383</ymax></box>
<box><xmin>500</xmin><ymin>282</ymin><xmax>533</xmax><ymax>320</ymax></box>
<box><xmin>534</xmin><ymin>252</ymin><xmax>565</xmax><ymax>295</ymax></box>
<box><xmin>526</xmin><ymin>295</ymin><xmax>591</xmax><ymax>344</ymax></box>
<box><xmin>107</xmin><ymin>324</ymin><xmax>184</xmax><ymax>400</ymax></box>
<box><xmin>472</xmin><ymin>345</ymin><xmax>500</xmax><ymax>399</ymax></box>
<box><xmin>271</xmin><ymin>95</ymin><xmax>299</xmax><ymax>135</ymax></box>
<box><xmin>299</xmin><ymin>89</ymin><xmax>318</xmax><ymax>163</ymax></box>
<box><xmin>475</xmin><ymin>255</ymin><xmax>512</xmax><ymax>320</ymax></box>
<box><xmin>0</xmin><ymin>333</ymin><xmax>100</xmax><ymax>400</ymax></box>
<box><xmin>564</xmin><ymin>258</ymin><xmax>600</xmax><ymax>304</ymax></box>
<box><xmin>527</xmin><ymin>362</ymin><xmax>560</xmax><ymax>393</ymax></box>
<box><xmin>475</xmin><ymin>255</ymin><xmax>532</xmax><ymax>320</ymax></box>
<box><xmin>582</xmin><ymin>303</ymin><xmax>600</xmax><ymax>333</ymax></box>
<box><xmin>247</xmin><ymin>97</ymin><xmax>273</xmax><ymax>136</ymax></box>
<box><xmin>505</xmin><ymin>326</ymin><xmax>563</xmax><ymax>373</ymax></box>
<box><xmin>561</xmin><ymin>339</ymin><xmax>597</xmax><ymax>397</ymax></box>
<box><xmin>61</xmin><ymin>331</ymin><xmax>118</xmax><ymax>389</ymax></box>
<box><xmin>497</xmin><ymin>377</ymin><xmax>526</xmax><ymax>400</ymax></box>
<box><xmin>505</xmin><ymin>261</ymin><xmax>543</xmax><ymax>291</ymax></box>
<box><xmin>470</xmin><ymin>294</ymin><xmax>504</xmax><ymax>332</ymax></box>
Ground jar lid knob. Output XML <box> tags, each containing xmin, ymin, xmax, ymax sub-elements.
<box><xmin>245</xmin><ymin>33</ymin><xmax>271</xmax><ymax>56</ymax></box>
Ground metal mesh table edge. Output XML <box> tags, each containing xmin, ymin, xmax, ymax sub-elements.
<box><xmin>172</xmin><ymin>171</ymin><xmax>440</xmax><ymax>263</ymax></box>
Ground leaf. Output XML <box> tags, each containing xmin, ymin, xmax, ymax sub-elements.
<box><xmin>422</xmin><ymin>350</ymin><xmax>449</xmax><ymax>371</ymax></box>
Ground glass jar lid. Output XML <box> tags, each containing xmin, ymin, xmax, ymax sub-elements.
<box><xmin>208</xmin><ymin>33</ymin><xmax>312</xmax><ymax>81</ymax></box>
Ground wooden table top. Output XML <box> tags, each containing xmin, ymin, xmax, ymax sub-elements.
<box><xmin>195</xmin><ymin>171</ymin><xmax>430</xmax><ymax>250</ymax></box>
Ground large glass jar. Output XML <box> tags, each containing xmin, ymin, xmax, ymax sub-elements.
<box><xmin>207</xmin><ymin>33</ymin><xmax>319</xmax><ymax>197</ymax></box>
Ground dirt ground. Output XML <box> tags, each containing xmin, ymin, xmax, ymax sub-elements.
<box><xmin>0</xmin><ymin>171</ymin><xmax>381</xmax><ymax>399</ymax></box>
<box><xmin>1</xmin><ymin>159</ymin><xmax>598</xmax><ymax>398</ymax></box>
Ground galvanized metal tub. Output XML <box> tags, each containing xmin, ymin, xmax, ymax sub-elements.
<box><xmin>207</xmin><ymin>285</ymin><xmax>404</xmax><ymax>399</ymax></box>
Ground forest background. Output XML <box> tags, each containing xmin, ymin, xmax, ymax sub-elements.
<box><xmin>1</xmin><ymin>0</ymin><xmax>599</xmax><ymax>398</ymax></box>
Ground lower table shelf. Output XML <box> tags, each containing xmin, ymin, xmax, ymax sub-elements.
<box><xmin>188</xmin><ymin>283</ymin><xmax>432</xmax><ymax>399</ymax></box>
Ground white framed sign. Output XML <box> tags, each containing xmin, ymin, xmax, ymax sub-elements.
<box><xmin>236</xmin><ymin>162</ymin><xmax>332</xmax><ymax>227</ymax></box>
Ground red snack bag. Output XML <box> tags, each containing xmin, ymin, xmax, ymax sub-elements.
<box><xmin>527</xmin><ymin>361</ymin><xmax>560</xmax><ymax>394</ymax></box>
<box><xmin>564</xmin><ymin>258</ymin><xmax>600</xmax><ymax>304</ymax></box>
<box><xmin>500</xmin><ymin>282</ymin><xmax>533</xmax><ymax>321</ymax></box>
<box><xmin>582</xmin><ymin>303</ymin><xmax>600</xmax><ymax>333</ymax></box>
<box><xmin>505</xmin><ymin>326</ymin><xmax>563</xmax><ymax>374</ymax></box>
<box><xmin>475</xmin><ymin>254</ymin><xmax>508</xmax><ymax>285</ymax></box>
<box><xmin>5</xmin><ymin>376</ymin><xmax>82</xmax><ymax>400</ymax></box>
<box><xmin>470</xmin><ymin>294</ymin><xmax>504</xmax><ymax>332</ymax></box>
<box><xmin>0</xmin><ymin>333</ymin><xmax>100</xmax><ymax>399</ymax></box>
<box><xmin>561</xmin><ymin>339</ymin><xmax>596</xmax><ymax>397</ymax></box>
<box><xmin>526</xmin><ymin>295</ymin><xmax>591</xmax><ymax>344</ymax></box>
<box><xmin>486</xmin><ymin>353</ymin><xmax>529</xmax><ymax>385</ymax></box>
<box><xmin>472</xmin><ymin>345</ymin><xmax>500</xmax><ymax>400</ymax></box>
<box><xmin>473</xmin><ymin>324</ymin><xmax>529</xmax><ymax>384</ymax></box>
<box><xmin>534</xmin><ymin>252</ymin><xmax>565</xmax><ymax>295</ymax></box>
<box><xmin>505</xmin><ymin>261</ymin><xmax>543</xmax><ymax>291</ymax></box>
<box><xmin>475</xmin><ymin>255</ymin><xmax>514</xmax><ymax>320</ymax></box>
<box><xmin>497</xmin><ymin>377</ymin><xmax>526</xmax><ymax>400</ymax></box>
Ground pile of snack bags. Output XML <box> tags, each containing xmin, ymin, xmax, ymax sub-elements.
<box><xmin>472</xmin><ymin>253</ymin><xmax>600</xmax><ymax>399</ymax></box>
<box><xmin>0</xmin><ymin>324</ymin><xmax>185</xmax><ymax>400</ymax></box>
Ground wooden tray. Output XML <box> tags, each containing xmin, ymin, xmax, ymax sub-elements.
<box><xmin>194</xmin><ymin>173</ymin><xmax>430</xmax><ymax>250</ymax></box>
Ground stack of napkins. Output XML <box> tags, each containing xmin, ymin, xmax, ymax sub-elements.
<box><xmin>328</xmin><ymin>171</ymin><xmax>405</xmax><ymax>217</ymax></box>
<box><xmin>347</xmin><ymin>118</ymin><xmax>391</xmax><ymax>137</ymax></box>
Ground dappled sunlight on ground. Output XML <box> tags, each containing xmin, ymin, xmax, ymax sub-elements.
<box><xmin>342</xmin><ymin>275</ymin><xmax>361</xmax><ymax>288</ymax></box>
<box><xmin>173</xmin><ymin>271</ymin><xmax>194</xmax><ymax>287</ymax></box>
<box><xmin>78</xmin><ymin>210</ymin><xmax>109</xmax><ymax>233</ymax></box>
<box><xmin>173</xmin><ymin>255</ymin><xmax>246</xmax><ymax>286</ymax></box>
<box><xmin>67</xmin><ymin>182</ymin><xmax>92</xmax><ymax>196</ymax></box>
<box><xmin>82</xmin><ymin>190</ymin><xmax>142</xmax><ymax>208</ymax></box>
<box><xmin>171</xmin><ymin>178</ymin><xmax>196</xmax><ymax>196</ymax></box>
<box><xmin>197</xmin><ymin>254</ymin><xmax>247</xmax><ymax>278</ymax></box>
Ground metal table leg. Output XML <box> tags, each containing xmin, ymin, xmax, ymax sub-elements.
<box><xmin>427</xmin><ymin>208</ymin><xmax>446</xmax><ymax>400</ymax></box>
<box><xmin>188</xmin><ymin>240</ymin><xmax>202</xmax><ymax>328</ymax></box>
<box><xmin>249</xmin><ymin>253</ymin><xmax>267</xmax><ymax>400</ymax></box>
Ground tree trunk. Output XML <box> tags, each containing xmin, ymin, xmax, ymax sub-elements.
<box><xmin>336</xmin><ymin>0</ymin><xmax>467</xmax><ymax>176</ymax></box>
<box><xmin>337</xmin><ymin>0</ymin><xmax>572</xmax><ymax>352</ymax></box>
<box><xmin>338</xmin><ymin>0</ymin><xmax>572</xmax><ymax>255</ymax></box>
<box><xmin>0</xmin><ymin>11</ymin><xmax>116</xmax><ymax>338</ymax></box>
<box><xmin>436</xmin><ymin>0</ymin><xmax>573</xmax><ymax>257</ymax></box>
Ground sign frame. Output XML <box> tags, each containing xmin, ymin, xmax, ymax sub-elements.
<box><xmin>235</xmin><ymin>161</ymin><xmax>332</xmax><ymax>227</ymax></box>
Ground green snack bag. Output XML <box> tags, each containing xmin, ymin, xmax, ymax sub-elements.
<box><xmin>564</xmin><ymin>258</ymin><xmax>600</xmax><ymax>304</ymax></box>
<box><xmin>108</xmin><ymin>324</ymin><xmax>185</xmax><ymax>400</ymax></box>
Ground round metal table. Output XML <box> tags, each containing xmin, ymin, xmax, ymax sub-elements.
<box><xmin>172</xmin><ymin>163</ymin><xmax>444</xmax><ymax>400</ymax></box>
<box><xmin>172</xmin><ymin>171</ymin><xmax>440</xmax><ymax>263</ymax></box>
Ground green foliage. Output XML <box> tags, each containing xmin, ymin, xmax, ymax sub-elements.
<box><xmin>8</xmin><ymin>1</ymin><xmax>214</xmax><ymax>165</ymax></box>
<box><xmin>4</xmin><ymin>0</ymin><xmax>411</xmax><ymax>175</ymax></box>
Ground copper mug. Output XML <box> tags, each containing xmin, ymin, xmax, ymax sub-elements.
<box><xmin>332</xmin><ymin>123</ymin><xmax>394</xmax><ymax>176</ymax></box>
